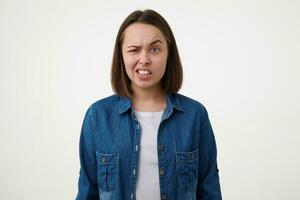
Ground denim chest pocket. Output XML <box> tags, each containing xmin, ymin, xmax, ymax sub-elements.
<box><xmin>176</xmin><ymin>149</ymin><xmax>199</xmax><ymax>191</ymax></box>
<box><xmin>96</xmin><ymin>152</ymin><xmax>119</xmax><ymax>191</ymax></box>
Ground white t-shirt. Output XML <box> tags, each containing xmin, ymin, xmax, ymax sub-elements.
<box><xmin>133</xmin><ymin>109</ymin><xmax>164</xmax><ymax>200</ymax></box>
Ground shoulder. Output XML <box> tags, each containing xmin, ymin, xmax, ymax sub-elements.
<box><xmin>80</xmin><ymin>94</ymin><xmax>126</xmax><ymax>125</ymax></box>
<box><xmin>175</xmin><ymin>93</ymin><xmax>208</xmax><ymax>114</ymax></box>
<box><xmin>91</xmin><ymin>94</ymin><xmax>119</xmax><ymax>107</ymax></box>
<box><xmin>174</xmin><ymin>93</ymin><xmax>210</xmax><ymax>124</ymax></box>
<box><xmin>87</xmin><ymin>94</ymin><xmax>121</xmax><ymax>112</ymax></box>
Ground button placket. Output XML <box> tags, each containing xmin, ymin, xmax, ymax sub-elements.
<box><xmin>133</xmin><ymin>168</ymin><xmax>136</xmax><ymax>176</ymax></box>
<box><xmin>129</xmin><ymin>117</ymin><xmax>141</xmax><ymax>199</ymax></box>
<box><xmin>190</xmin><ymin>153</ymin><xmax>195</xmax><ymax>160</ymax></box>
<box><xmin>158</xmin><ymin>144</ymin><xmax>164</xmax><ymax>152</ymax></box>
<box><xmin>159</xmin><ymin>168</ymin><xmax>165</xmax><ymax>176</ymax></box>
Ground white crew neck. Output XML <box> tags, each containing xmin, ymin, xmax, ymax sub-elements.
<box><xmin>133</xmin><ymin>108</ymin><xmax>164</xmax><ymax>117</ymax></box>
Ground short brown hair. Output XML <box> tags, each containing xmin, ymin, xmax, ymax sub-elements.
<box><xmin>110</xmin><ymin>9</ymin><xmax>183</xmax><ymax>99</ymax></box>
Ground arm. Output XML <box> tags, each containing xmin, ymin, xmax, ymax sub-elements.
<box><xmin>197</xmin><ymin>106</ymin><xmax>222</xmax><ymax>200</ymax></box>
<box><xmin>75</xmin><ymin>106</ymin><xmax>99</xmax><ymax>200</ymax></box>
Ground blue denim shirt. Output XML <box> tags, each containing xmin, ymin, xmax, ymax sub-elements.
<box><xmin>76</xmin><ymin>92</ymin><xmax>222</xmax><ymax>200</ymax></box>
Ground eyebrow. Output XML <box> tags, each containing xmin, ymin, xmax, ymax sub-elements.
<box><xmin>126</xmin><ymin>39</ymin><xmax>163</xmax><ymax>48</ymax></box>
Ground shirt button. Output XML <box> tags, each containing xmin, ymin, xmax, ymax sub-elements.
<box><xmin>135</xmin><ymin>145</ymin><xmax>139</xmax><ymax>151</ymax></box>
<box><xmin>159</xmin><ymin>169</ymin><xmax>165</xmax><ymax>176</ymax></box>
<box><xmin>133</xmin><ymin>168</ymin><xmax>136</xmax><ymax>176</ymax></box>
<box><xmin>190</xmin><ymin>153</ymin><xmax>195</xmax><ymax>160</ymax></box>
<box><xmin>158</xmin><ymin>144</ymin><xmax>164</xmax><ymax>151</ymax></box>
<box><xmin>101</xmin><ymin>157</ymin><xmax>106</xmax><ymax>163</ymax></box>
<box><xmin>161</xmin><ymin>193</ymin><xmax>167</xmax><ymax>199</ymax></box>
<box><xmin>130</xmin><ymin>193</ymin><xmax>134</xmax><ymax>199</ymax></box>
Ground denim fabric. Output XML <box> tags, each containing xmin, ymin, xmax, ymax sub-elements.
<box><xmin>75</xmin><ymin>93</ymin><xmax>222</xmax><ymax>200</ymax></box>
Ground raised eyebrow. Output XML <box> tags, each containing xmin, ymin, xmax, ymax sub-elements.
<box><xmin>149</xmin><ymin>39</ymin><xmax>163</xmax><ymax>46</ymax></box>
<box><xmin>127</xmin><ymin>39</ymin><xmax>163</xmax><ymax>48</ymax></box>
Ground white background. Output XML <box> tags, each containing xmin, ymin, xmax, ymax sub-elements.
<box><xmin>1</xmin><ymin>0</ymin><xmax>299</xmax><ymax>199</ymax></box>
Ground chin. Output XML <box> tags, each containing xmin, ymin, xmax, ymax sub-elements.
<box><xmin>137</xmin><ymin>84</ymin><xmax>154</xmax><ymax>89</ymax></box>
<box><xmin>132</xmin><ymin>81</ymin><xmax>154</xmax><ymax>89</ymax></box>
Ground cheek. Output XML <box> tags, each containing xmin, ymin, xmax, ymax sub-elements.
<box><xmin>155</xmin><ymin>54</ymin><xmax>168</xmax><ymax>69</ymax></box>
<box><xmin>123</xmin><ymin>56</ymin><xmax>137</xmax><ymax>77</ymax></box>
<box><xmin>123</xmin><ymin>55</ymin><xmax>137</xmax><ymax>69</ymax></box>
<box><xmin>160</xmin><ymin>55</ymin><xmax>168</xmax><ymax>74</ymax></box>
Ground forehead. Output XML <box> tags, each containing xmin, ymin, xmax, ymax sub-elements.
<box><xmin>122</xmin><ymin>23</ymin><xmax>166</xmax><ymax>45</ymax></box>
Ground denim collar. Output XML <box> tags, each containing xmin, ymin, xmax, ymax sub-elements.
<box><xmin>117</xmin><ymin>93</ymin><xmax>184</xmax><ymax>118</ymax></box>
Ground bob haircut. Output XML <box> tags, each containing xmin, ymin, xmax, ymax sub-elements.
<box><xmin>110</xmin><ymin>9</ymin><xmax>183</xmax><ymax>99</ymax></box>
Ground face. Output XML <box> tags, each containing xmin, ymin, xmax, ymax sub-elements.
<box><xmin>121</xmin><ymin>23</ymin><xmax>168</xmax><ymax>93</ymax></box>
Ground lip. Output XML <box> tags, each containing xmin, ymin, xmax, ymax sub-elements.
<box><xmin>136</xmin><ymin>71</ymin><xmax>152</xmax><ymax>80</ymax></box>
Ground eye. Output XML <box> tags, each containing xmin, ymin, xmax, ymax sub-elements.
<box><xmin>150</xmin><ymin>47</ymin><xmax>160</xmax><ymax>53</ymax></box>
<box><xmin>128</xmin><ymin>49</ymin><xmax>137</xmax><ymax>53</ymax></box>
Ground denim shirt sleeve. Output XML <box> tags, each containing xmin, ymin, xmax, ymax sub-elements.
<box><xmin>76</xmin><ymin>106</ymin><xmax>99</xmax><ymax>200</ymax></box>
<box><xmin>196</xmin><ymin>106</ymin><xmax>222</xmax><ymax>200</ymax></box>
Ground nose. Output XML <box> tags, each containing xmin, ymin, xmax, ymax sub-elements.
<box><xmin>139</xmin><ymin>50</ymin><xmax>150</xmax><ymax>65</ymax></box>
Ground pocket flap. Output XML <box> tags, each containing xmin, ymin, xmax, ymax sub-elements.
<box><xmin>96</xmin><ymin>152</ymin><xmax>119</xmax><ymax>165</ymax></box>
<box><xmin>176</xmin><ymin>149</ymin><xmax>199</xmax><ymax>162</ymax></box>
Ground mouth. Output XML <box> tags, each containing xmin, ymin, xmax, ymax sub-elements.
<box><xmin>136</xmin><ymin>69</ymin><xmax>152</xmax><ymax>75</ymax></box>
<box><xmin>135</xmin><ymin>69</ymin><xmax>152</xmax><ymax>79</ymax></box>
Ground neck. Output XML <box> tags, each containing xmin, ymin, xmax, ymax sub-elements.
<box><xmin>131</xmin><ymin>84</ymin><xmax>167</xmax><ymax>112</ymax></box>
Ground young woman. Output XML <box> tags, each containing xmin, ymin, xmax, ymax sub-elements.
<box><xmin>76</xmin><ymin>9</ymin><xmax>222</xmax><ymax>200</ymax></box>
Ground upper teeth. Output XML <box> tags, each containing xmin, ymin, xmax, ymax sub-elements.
<box><xmin>137</xmin><ymin>69</ymin><xmax>151</xmax><ymax>75</ymax></box>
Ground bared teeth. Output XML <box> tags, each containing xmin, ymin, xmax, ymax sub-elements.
<box><xmin>137</xmin><ymin>69</ymin><xmax>151</xmax><ymax>75</ymax></box>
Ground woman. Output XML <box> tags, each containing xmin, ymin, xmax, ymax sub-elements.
<box><xmin>76</xmin><ymin>9</ymin><xmax>222</xmax><ymax>200</ymax></box>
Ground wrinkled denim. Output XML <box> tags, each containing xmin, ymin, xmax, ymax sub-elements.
<box><xmin>76</xmin><ymin>93</ymin><xmax>222</xmax><ymax>200</ymax></box>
